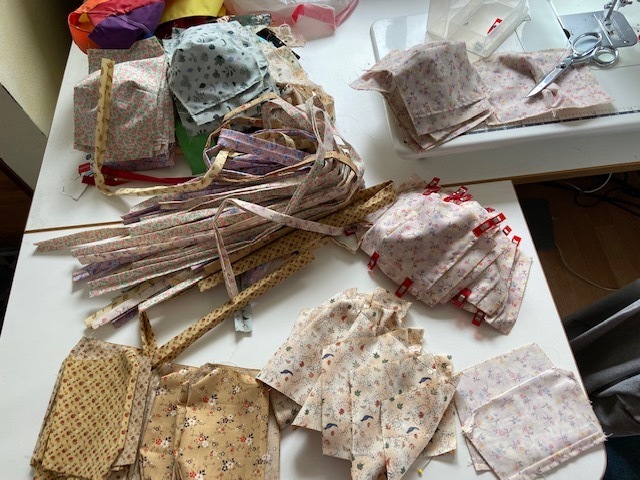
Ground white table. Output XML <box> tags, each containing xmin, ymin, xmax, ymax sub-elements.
<box><xmin>27</xmin><ymin>0</ymin><xmax>640</xmax><ymax>231</ymax></box>
<box><xmin>0</xmin><ymin>181</ymin><xmax>606</xmax><ymax>479</ymax></box>
<box><xmin>4</xmin><ymin>0</ymin><xmax>608</xmax><ymax>478</ymax></box>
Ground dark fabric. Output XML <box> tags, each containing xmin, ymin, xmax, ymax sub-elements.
<box><xmin>563</xmin><ymin>279</ymin><xmax>640</xmax><ymax>437</ymax></box>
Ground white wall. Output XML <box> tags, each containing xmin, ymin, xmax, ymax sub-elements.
<box><xmin>0</xmin><ymin>0</ymin><xmax>76</xmax><ymax>187</ymax></box>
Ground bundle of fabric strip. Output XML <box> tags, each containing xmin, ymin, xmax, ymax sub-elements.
<box><xmin>74</xmin><ymin>37</ymin><xmax>176</xmax><ymax>171</ymax></box>
<box><xmin>454</xmin><ymin>343</ymin><xmax>606</xmax><ymax>479</ymax></box>
<box><xmin>351</xmin><ymin>41</ymin><xmax>612</xmax><ymax>152</ymax></box>
<box><xmin>36</xmin><ymin>94</ymin><xmax>392</xmax><ymax>331</ymax></box>
<box><xmin>258</xmin><ymin>288</ymin><xmax>459</xmax><ymax>480</ymax></box>
<box><xmin>358</xmin><ymin>175</ymin><xmax>532</xmax><ymax>334</ymax></box>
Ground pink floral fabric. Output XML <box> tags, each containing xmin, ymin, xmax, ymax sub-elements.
<box><xmin>455</xmin><ymin>344</ymin><xmax>606</xmax><ymax>480</ymax></box>
<box><xmin>75</xmin><ymin>37</ymin><xmax>175</xmax><ymax>169</ymax></box>
<box><xmin>474</xmin><ymin>49</ymin><xmax>613</xmax><ymax>125</ymax></box>
<box><xmin>359</xmin><ymin>176</ymin><xmax>532</xmax><ymax>335</ymax></box>
<box><xmin>351</xmin><ymin>43</ymin><xmax>613</xmax><ymax>151</ymax></box>
<box><xmin>351</xmin><ymin>41</ymin><xmax>492</xmax><ymax>152</ymax></box>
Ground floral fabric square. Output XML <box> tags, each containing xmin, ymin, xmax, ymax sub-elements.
<box><xmin>455</xmin><ymin>344</ymin><xmax>606</xmax><ymax>479</ymax></box>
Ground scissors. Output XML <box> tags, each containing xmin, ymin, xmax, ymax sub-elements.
<box><xmin>526</xmin><ymin>32</ymin><xmax>619</xmax><ymax>98</ymax></box>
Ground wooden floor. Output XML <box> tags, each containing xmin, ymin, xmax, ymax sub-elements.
<box><xmin>515</xmin><ymin>171</ymin><xmax>640</xmax><ymax>318</ymax></box>
<box><xmin>0</xmin><ymin>164</ymin><xmax>638</xmax><ymax>319</ymax></box>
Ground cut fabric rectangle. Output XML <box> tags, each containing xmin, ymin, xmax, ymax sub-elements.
<box><xmin>455</xmin><ymin>343</ymin><xmax>606</xmax><ymax>479</ymax></box>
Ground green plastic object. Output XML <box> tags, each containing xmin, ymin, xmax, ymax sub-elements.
<box><xmin>175</xmin><ymin>120</ymin><xmax>209</xmax><ymax>175</ymax></box>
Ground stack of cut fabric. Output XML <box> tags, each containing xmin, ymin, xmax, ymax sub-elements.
<box><xmin>31</xmin><ymin>338</ymin><xmax>152</xmax><ymax>480</ymax></box>
<box><xmin>258</xmin><ymin>288</ymin><xmax>458</xmax><ymax>480</ymax></box>
<box><xmin>351</xmin><ymin>42</ymin><xmax>613</xmax><ymax>153</ymax></box>
<box><xmin>455</xmin><ymin>343</ymin><xmax>606</xmax><ymax>479</ymax></box>
<box><xmin>359</xmin><ymin>175</ymin><xmax>532</xmax><ymax>334</ymax></box>
<box><xmin>350</xmin><ymin>41</ymin><xmax>493</xmax><ymax>152</ymax></box>
<box><xmin>74</xmin><ymin>38</ymin><xmax>176</xmax><ymax>171</ymax></box>
<box><xmin>164</xmin><ymin>21</ymin><xmax>277</xmax><ymax>136</ymax></box>
<box><xmin>139</xmin><ymin>363</ymin><xmax>281</xmax><ymax>480</ymax></box>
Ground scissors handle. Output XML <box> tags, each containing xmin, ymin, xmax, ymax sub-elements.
<box><xmin>590</xmin><ymin>45</ymin><xmax>619</xmax><ymax>67</ymax></box>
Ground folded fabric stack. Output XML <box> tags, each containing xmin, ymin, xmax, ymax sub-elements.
<box><xmin>455</xmin><ymin>343</ymin><xmax>606</xmax><ymax>479</ymax></box>
<box><xmin>139</xmin><ymin>363</ymin><xmax>280</xmax><ymax>480</ymax></box>
<box><xmin>258</xmin><ymin>288</ymin><xmax>458</xmax><ymax>480</ymax></box>
<box><xmin>31</xmin><ymin>338</ymin><xmax>152</xmax><ymax>480</ymax></box>
<box><xmin>164</xmin><ymin>21</ymin><xmax>277</xmax><ymax>136</ymax></box>
<box><xmin>351</xmin><ymin>42</ymin><xmax>613</xmax><ymax>153</ymax></box>
<box><xmin>360</xmin><ymin>175</ymin><xmax>532</xmax><ymax>334</ymax></box>
<box><xmin>350</xmin><ymin>41</ymin><xmax>493</xmax><ymax>152</ymax></box>
<box><xmin>74</xmin><ymin>38</ymin><xmax>176</xmax><ymax>171</ymax></box>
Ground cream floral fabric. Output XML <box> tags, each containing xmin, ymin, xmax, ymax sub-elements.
<box><xmin>258</xmin><ymin>288</ymin><xmax>457</xmax><ymax>479</ymax></box>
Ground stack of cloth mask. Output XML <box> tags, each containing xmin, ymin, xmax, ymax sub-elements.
<box><xmin>350</xmin><ymin>41</ymin><xmax>493</xmax><ymax>152</ymax></box>
<box><xmin>455</xmin><ymin>343</ymin><xmax>606</xmax><ymax>479</ymax></box>
<box><xmin>358</xmin><ymin>175</ymin><xmax>532</xmax><ymax>335</ymax></box>
<box><xmin>31</xmin><ymin>338</ymin><xmax>152</xmax><ymax>480</ymax></box>
<box><xmin>74</xmin><ymin>37</ymin><xmax>176</xmax><ymax>171</ymax></box>
<box><xmin>351</xmin><ymin>41</ymin><xmax>612</xmax><ymax>152</ymax></box>
<box><xmin>163</xmin><ymin>21</ymin><xmax>277</xmax><ymax>137</ymax></box>
<box><xmin>258</xmin><ymin>288</ymin><xmax>459</xmax><ymax>480</ymax></box>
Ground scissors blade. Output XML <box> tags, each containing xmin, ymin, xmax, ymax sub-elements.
<box><xmin>525</xmin><ymin>59</ymin><xmax>572</xmax><ymax>98</ymax></box>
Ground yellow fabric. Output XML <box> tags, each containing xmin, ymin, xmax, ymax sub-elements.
<box><xmin>160</xmin><ymin>0</ymin><xmax>226</xmax><ymax>23</ymax></box>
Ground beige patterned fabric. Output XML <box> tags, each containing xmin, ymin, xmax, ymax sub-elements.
<box><xmin>31</xmin><ymin>338</ymin><xmax>151</xmax><ymax>480</ymax></box>
<box><xmin>139</xmin><ymin>364</ymin><xmax>279</xmax><ymax>480</ymax></box>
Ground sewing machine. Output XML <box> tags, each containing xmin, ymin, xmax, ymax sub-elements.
<box><xmin>370</xmin><ymin>0</ymin><xmax>640</xmax><ymax>159</ymax></box>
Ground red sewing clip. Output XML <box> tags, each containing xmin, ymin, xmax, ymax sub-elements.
<box><xmin>343</xmin><ymin>225</ymin><xmax>357</xmax><ymax>236</ymax></box>
<box><xmin>423</xmin><ymin>177</ymin><xmax>441</xmax><ymax>195</ymax></box>
<box><xmin>512</xmin><ymin>235</ymin><xmax>522</xmax><ymax>246</ymax></box>
<box><xmin>367</xmin><ymin>252</ymin><xmax>380</xmax><ymax>270</ymax></box>
<box><xmin>502</xmin><ymin>225</ymin><xmax>512</xmax><ymax>236</ymax></box>
<box><xmin>472</xmin><ymin>213</ymin><xmax>506</xmax><ymax>236</ymax></box>
<box><xmin>395</xmin><ymin>278</ymin><xmax>413</xmax><ymax>298</ymax></box>
<box><xmin>452</xmin><ymin>288</ymin><xmax>471</xmax><ymax>307</ymax></box>
<box><xmin>472</xmin><ymin>310</ymin><xmax>486</xmax><ymax>326</ymax></box>
<box><xmin>444</xmin><ymin>186</ymin><xmax>468</xmax><ymax>202</ymax></box>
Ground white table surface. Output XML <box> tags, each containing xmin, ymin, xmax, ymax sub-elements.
<box><xmin>26</xmin><ymin>0</ymin><xmax>640</xmax><ymax>231</ymax></box>
<box><xmin>0</xmin><ymin>180</ymin><xmax>606</xmax><ymax>479</ymax></box>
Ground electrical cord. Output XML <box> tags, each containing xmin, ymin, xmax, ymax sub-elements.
<box><xmin>555</xmin><ymin>243</ymin><xmax>618</xmax><ymax>292</ymax></box>
<box><xmin>533</xmin><ymin>172</ymin><xmax>640</xmax><ymax>292</ymax></box>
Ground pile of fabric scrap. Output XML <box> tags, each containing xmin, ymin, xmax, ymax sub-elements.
<box><xmin>139</xmin><ymin>363</ymin><xmax>281</xmax><ymax>480</ymax></box>
<box><xmin>258</xmin><ymin>288</ymin><xmax>458</xmax><ymax>480</ymax></box>
<box><xmin>164</xmin><ymin>21</ymin><xmax>277</xmax><ymax>137</ymax></box>
<box><xmin>358</xmin><ymin>175</ymin><xmax>532</xmax><ymax>334</ymax></box>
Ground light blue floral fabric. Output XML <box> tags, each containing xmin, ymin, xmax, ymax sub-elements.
<box><xmin>164</xmin><ymin>22</ymin><xmax>276</xmax><ymax>136</ymax></box>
